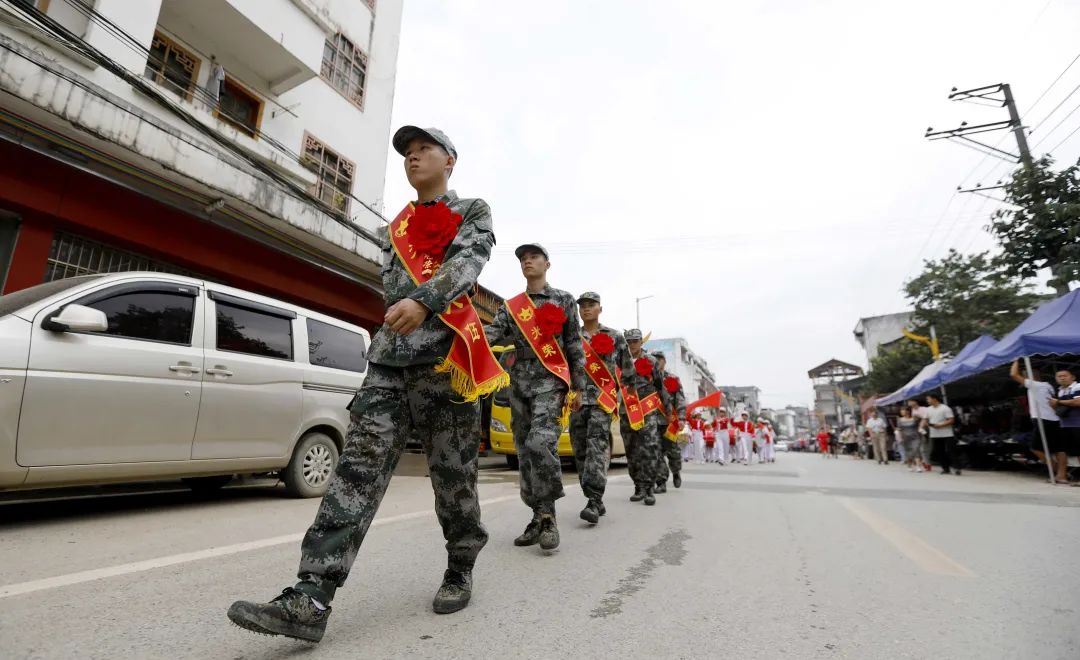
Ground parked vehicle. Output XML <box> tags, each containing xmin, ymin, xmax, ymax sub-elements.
<box><xmin>487</xmin><ymin>348</ymin><xmax>625</xmax><ymax>468</ymax></box>
<box><xmin>0</xmin><ymin>273</ymin><xmax>369</xmax><ymax>497</ymax></box>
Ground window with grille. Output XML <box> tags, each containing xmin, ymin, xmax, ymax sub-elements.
<box><xmin>302</xmin><ymin>134</ymin><xmax>355</xmax><ymax>214</ymax></box>
<box><xmin>216</xmin><ymin>78</ymin><xmax>263</xmax><ymax>137</ymax></box>
<box><xmin>43</xmin><ymin>233</ymin><xmax>198</xmax><ymax>283</ymax></box>
<box><xmin>320</xmin><ymin>33</ymin><xmax>368</xmax><ymax>108</ymax></box>
<box><xmin>144</xmin><ymin>32</ymin><xmax>201</xmax><ymax>101</ymax></box>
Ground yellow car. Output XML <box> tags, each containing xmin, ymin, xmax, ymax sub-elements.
<box><xmin>488</xmin><ymin>349</ymin><xmax>625</xmax><ymax>469</ymax></box>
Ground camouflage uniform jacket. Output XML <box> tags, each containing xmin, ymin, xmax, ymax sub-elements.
<box><xmin>485</xmin><ymin>284</ymin><xmax>588</xmax><ymax>395</ymax></box>
<box><xmin>580</xmin><ymin>324</ymin><xmax>634</xmax><ymax>408</ymax></box>
<box><xmin>366</xmin><ymin>191</ymin><xmax>495</xmax><ymax>368</ymax></box>
<box><xmin>624</xmin><ymin>352</ymin><xmax>669</xmax><ymax>408</ymax></box>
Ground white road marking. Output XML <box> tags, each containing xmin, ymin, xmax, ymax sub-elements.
<box><xmin>839</xmin><ymin>497</ymin><xmax>976</xmax><ymax>577</ymax></box>
<box><xmin>0</xmin><ymin>494</ymin><xmax>521</xmax><ymax>599</ymax></box>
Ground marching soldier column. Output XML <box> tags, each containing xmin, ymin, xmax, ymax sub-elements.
<box><xmin>224</xmin><ymin>124</ymin><xmax>751</xmax><ymax>647</ymax></box>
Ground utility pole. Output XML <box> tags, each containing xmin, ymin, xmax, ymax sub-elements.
<box><xmin>635</xmin><ymin>294</ymin><xmax>653</xmax><ymax>330</ymax></box>
<box><xmin>1001</xmin><ymin>83</ymin><xmax>1033</xmax><ymax>168</ymax></box>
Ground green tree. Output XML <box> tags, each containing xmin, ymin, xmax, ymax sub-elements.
<box><xmin>864</xmin><ymin>340</ymin><xmax>929</xmax><ymax>395</ymax></box>
<box><xmin>902</xmin><ymin>249</ymin><xmax>1041</xmax><ymax>354</ymax></box>
<box><xmin>991</xmin><ymin>155</ymin><xmax>1080</xmax><ymax>295</ymax></box>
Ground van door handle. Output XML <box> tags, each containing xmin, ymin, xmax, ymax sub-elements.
<box><xmin>206</xmin><ymin>367</ymin><xmax>234</xmax><ymax>377</ymax></box>
<box><xmin>169</xmin><ymin>364</ymin><xmax>201</xmax><ymax>374</ymax></box>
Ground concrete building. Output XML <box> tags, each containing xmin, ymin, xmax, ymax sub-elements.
<box><xmin>853</xmin><ymin>312</ymin><xmax>913</xmax><ymax>365</ymax></box>
<box><xmin>763</xmin><ymin>407</ymin><xmax>796</xmax><ymax>438</ymax></box>
<box><xmin>0</xmin><ymin>0</ymin><xmax>403</xmax><ymax>329</ymax></box>
<box><xmin>718</xmin><ymin>385</ymin><xmax>761</xmax><ymax>416</ymax></box>
<box><xmin>808</xmin><ymin>358</ymin><xmax>863</xmax><ymax>428</ymax></box>
<box><xmin>644</xmin><ymin>337</ymin><xmax>717</xmax><ymax>402</ymax></box>
<box><xmin>785</xmin><ymin>405</ymin><xmax>813</xmax><ymax>436</ymax></box>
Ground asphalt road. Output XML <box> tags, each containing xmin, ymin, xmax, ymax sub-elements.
<box><xmin>1</xmin><ymin>452</ymin><xmax>1079</xmax><ymax>660</ymax></box>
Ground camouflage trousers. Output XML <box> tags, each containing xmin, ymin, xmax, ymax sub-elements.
<box><xmin>620</xmin><ymin>412</ymin><xmax>660</xmax><ymax>489</ymax></box>
<box><xmin>509</xmin><ymin>384</ymin><xmax>567</xmax><ymax>516</ymax></box>
<box><xmin>569</xmin><ymin>404</ymin><xmax>612</xmax><ymax>503</ymax></box>
<box><xmin>656</xmin><ymin>437</ymin><xmax>682</xmax><ymax>485</ymax></box>
<box><xmin>295</xmin><ymin>363</ymin><xmax>488</xmax><ymax>604</ymax></box>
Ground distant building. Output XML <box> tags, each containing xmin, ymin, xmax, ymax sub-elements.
<box><xmin>785</xmin><ymin>405</ymin><xmax>812</xmax><ymax>436</ymax></box>
<box><xmin>763</xmin><ymin>408</ymin><xmax>796</xmax><ymax>438</ymax></box>
<box><xmin>718</xmin><ymin>385</ymin><xmax>761</xmax><ymax>416</ymax></box>
<box><xmin>808</xmin><ymin>359</ymin><xmax>864</xmax><ymax>428</ymax></box>
<box><xmin>853</xmin><ymin>312</ymin><xmax>913</xmax><ymax>364</ymax></box>
<box><xmin>644</xmin><ymin>337</ymin><xmax>717</xmax><ymax>401</ymax></box>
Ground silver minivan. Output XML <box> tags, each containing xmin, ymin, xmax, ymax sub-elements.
<box><xmin>0</xmin><ymin>273</ymin><xmax>369</xmax><ymax>497</ymax></box>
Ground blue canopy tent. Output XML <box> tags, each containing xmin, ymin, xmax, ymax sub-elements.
<box><xmin>877</xmin><ymin>334</ymin><xmax>998</xmax><ymax>405</ymax></box>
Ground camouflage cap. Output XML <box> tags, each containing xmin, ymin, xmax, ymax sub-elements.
<box><xmin>392</xmin><ymin>126</ymin><xmax>457</xmax><ymax>160</ymax></box>
<box><xmin>514</xmin><ymin>243</ymin><xmax>549</xmax><ymax>259</ymax></box>
<box><xmin>651</xmin><ymin>351</ymin><xmax>666</xmax><ymax>361</ymax></box>
<box><xmin>624</xmin><ymin>328</ymin><xmax>643</xmax><ymax>341</ymax></box>
<box><xmin>576</xmin><ymin>291</ymin><xmax>601</xmax><ymax>304</ymax></box>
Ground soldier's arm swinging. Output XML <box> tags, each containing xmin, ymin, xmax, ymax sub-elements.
<box><xmin>484</xmin><ymin>302</ymin><xmax>512</xmax><ymax>347</ymax></box>
<box><xmin>561</xmin><ymin>295</ymin><xmax>588</xmax><ymax>395</ymax></box>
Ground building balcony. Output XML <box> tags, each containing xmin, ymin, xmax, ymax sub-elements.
<box><xmin>157</xmin><ymin>0</ymin><xmax>329</xmax><ymax>96</ymax></box>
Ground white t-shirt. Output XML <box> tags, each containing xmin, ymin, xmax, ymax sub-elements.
<box><xmin>1023</xmin><ymin>379</ymin><xmax>1059</xmax><ymax>422</ymax></box>
<box><xmin>925</xmin><ymin>404</ymin><xmax>955</xmax><ymax>438</ymax></box>
<box><xmin>866</xmin><ymin>418</ymin><xmax>886</xmax><ymax>434</ymax></box>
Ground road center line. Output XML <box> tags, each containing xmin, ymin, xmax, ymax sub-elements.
<box><xmin>0</xmin><ymin>494</ymin><xmax>521</xmax><ymax>599</ymax></box>
<box><xmin>839</xmin><ymin>497</ymin><xmax>975</xmax><ymax>578</ymax></box>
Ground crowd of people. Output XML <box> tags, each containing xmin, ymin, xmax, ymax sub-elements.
<box><xmin>815</xmin><ymin>361</ymin><xmax>1080</xmax><ymax>482</ymax></box>
<box><xmin>681</xmin><ymin>410</ymin><xmax>779</xmax><ymax>465</ymax></box>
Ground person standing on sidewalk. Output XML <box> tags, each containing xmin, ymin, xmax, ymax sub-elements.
<box><xmin>897</xmin><ymin>407</ymin><xmax>923</xmax><ymax>472</ymax></box>
<box><xmin>620</xmin><ymin>329</ymin><xmax>667</xmax><ymax>505</ymax></box>
<box><xmin>1050</xmin><ymin>367</ymin><xmax>1080</xmax><ymax>484</ymax></box>
<box><xmin>866</xmin><ymin>409</ymin><xmax>889</xmax><ymax>465</ymax></box>
<box><xmin>1010</xmin><ymin>360</ymin><xmax>1067</xmax><ymax>483</ymax></box>
<box><xmin>227</xmin><ymin>127</ymin><xmax>504</xmax><ymax>642</ymax></box>
<box><xmin>925</xmin><ymin>393</ymin><xmax>960</xmax><ymax>475</ymax></box>
<box><xmin>570</xmin><ymin>291</ymin><xmax>633</xmax><ymax>524</ymax></box>
<box><xmin>485</xmin><ymin>243</ymin><xmax>587</xmax><ymax>551</ymax></box>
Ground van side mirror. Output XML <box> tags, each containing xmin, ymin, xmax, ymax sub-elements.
<box><xmin>43</xmin><ymin>304</ymin><xmax>108</xmax><ymax>333</ymax></box>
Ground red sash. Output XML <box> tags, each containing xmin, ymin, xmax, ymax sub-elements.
<box><xmin>619</xmin><ymin>373</ymin><xmax>645</xmax><ymax>431</ymax></box>
<box><xmin>581</xmin><ymin>338</ymin><xmax>618</xmax><ymax>415</ymax></box>
<box><xmin>388</xmin><ymin>204</ymin><xmax>509</xmax><ymax>401</ymax></box>
<box><xmin>504</xmin><ymin>293</ymin><xmax>571</xmax><ymax>388</ymax></box>
<box><xmin>641</xmin><ymin>392</ymin><xmax>664</xmax><ymax>418</ymax></box>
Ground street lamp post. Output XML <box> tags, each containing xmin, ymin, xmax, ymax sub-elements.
<box><xmin>635</xmin><ymin>295</ymin><xmax>654</xmax><ymax>330</ymax></box>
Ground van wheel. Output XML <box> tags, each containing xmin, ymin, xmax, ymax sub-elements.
<box><xmin>284</xmin><ymin>432</ymin><xmax>340</xmax><ymax>498</ymax></box>
<box><xmin>183</xmin><ymin>475</ymin><xmax>232</xmax><ymax>493</ymax></box>
<box><xmin>505</xmin><ymin>454</ymin><xmax>519</xmax><ymax>470</ymax></box>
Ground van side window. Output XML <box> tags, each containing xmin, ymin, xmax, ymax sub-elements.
<box><xmin>216</xmin><ymin>302</ymin><xmax>293</xmax><ymax>360</ymax></box>
<box><xmin>85</xmin><ymin>291</ymin><xmax>195</xmax><ymax>344</ymax></box>
<box><xmin>307</xmin><ymin>319</ymin><xmax>367</xmax><ymax>373</ymax></box>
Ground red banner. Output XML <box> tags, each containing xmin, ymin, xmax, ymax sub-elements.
<box><xmin>388</xmin><ymin>204</ymin><xmax>508</xmax><ymax>401</ymax></box>
<box><xmin>581</xmin><ymin>338</ymin><xmax>619</xmax><ymax>415</ymax></box>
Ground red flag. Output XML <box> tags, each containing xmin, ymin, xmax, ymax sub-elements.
<box><xmin>687</xmin><ymin>391</ymin><xmax>723</xmax><ymax>412</ymax></box>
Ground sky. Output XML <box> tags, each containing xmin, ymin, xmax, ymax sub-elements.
<box><xmin>382</xmin><ymin>0</ymin><xmax>1080</xmax><ymax>409</ymax></box>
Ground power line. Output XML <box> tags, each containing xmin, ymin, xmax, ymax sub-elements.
<box><xmin>1025</xmin><ymin>47</ymin><xmax>1080</xmax><ymax>117</ymax></box>
<box><xmin>1028</xmin><ymin>83</ymin><xmax>1080</xmax><ymax>135</ymax></box>
<box><xmin>1031</xmin><ymin>100</ymin><xmax>1080</xmax><ymax>147</ymax></box>
<box><xmin>1047</xmin><ymin>122</ymin><xmax>1080</xmax><ymax>154</ymax></box>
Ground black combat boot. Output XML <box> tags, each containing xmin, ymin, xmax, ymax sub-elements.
<box><xmin>597</xmin><ymin>500</ymin><xmax>607</xmax><ymax>516</ymax></box>
<box><xmin>538</xmin><ymin>514</ymin><xmax>560</xmax><ymax>550</ymax></box>
<box><xmin>432</xmin><ymin>569</ymin><xmax>473</xmax><ymax>614</ymax></box>
<box><xmin>630</xmin><ymin>485</ymin><xmax>644</xmax><ymax>502</ymax></box>
<box><xmin>673</xmin><ymin>472</ymin><xmax>682</xmax><ymax>488</ymax></box>
<box><xmin>580</xmin><ymin>500</ymin><xmax>600</xmax><ymax>525</ymax></box>
<box><xmin>654</xmin><ymin>481</ymin><xmax>668</xmax><ymax>494</ymax></box>
<box><xmin>227</xmin><ymin>588</ymin><xmax>331</xmax><ymax>643</ymax></box>
<box><xmin>514</xmin><ymin>516</ymin><xmax>541</xmax><ymax>546</ymax></box>
<box><xmin>643</xmin><ymin>487</ymin><xmax>656</xmax><ymax>506</ymax></box>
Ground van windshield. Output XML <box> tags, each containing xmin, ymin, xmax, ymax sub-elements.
<box><xmin>0</xmin><ymin>276</ymin><xmax>104</xmax><ymax>318</ymax></box>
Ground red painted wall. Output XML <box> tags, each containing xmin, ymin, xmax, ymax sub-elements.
<box><xmin>0</xmin><ymin>142</ymin><xmax>384</xmax><ymax>330</ymax></box>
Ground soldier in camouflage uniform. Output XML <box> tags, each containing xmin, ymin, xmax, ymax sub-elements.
<box><xmin>620</xmin><ymin>329</ymin><xmax>669</xmax><ymax>506</ymax></box>
<box><xmin>571</xmin><ymin>291</ymin><xmax>634</xmax><ymax>524</ymax></box>
<box><xmin>227</xmin><ymin>127</ymin><xmax>493</xmax><ymax>643</ymax></box>
<box><xmin>485</xmin><ymin>243</ymin><xmax>587</xmax><ymax>552</ymax></box>
<box><xmin>653</xmin><ymin>352</ymin><xmax>687</xmax><ymax>492</ymax></box>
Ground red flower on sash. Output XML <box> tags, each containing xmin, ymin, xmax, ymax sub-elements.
<box><xmin>664</xmin><ymin>376</ymin><xmax>680</xmax><ymax>394</ymax></box>
<box><xmin>410</xmin><ymin>201</ymin><xmax>463</xmax><ymax>261</ymax></box>
<box><xmin>591</xmin><ymin>332</ymin><xmax>615</xmax><ymax>356</ymax></box>
<box><xmin>634</xmin><ymin>357</ymin><xmax>653</xmax><ymax>378</ymax></box>
<box><xmin>535</xmin><ymin>303</ymin><xmax>567</xmax><ymax>337</ymax></box>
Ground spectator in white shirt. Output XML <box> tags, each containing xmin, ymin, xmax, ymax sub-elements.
<box><xmin>865</xmin><ymin>410</ymin><xmax>889</xmax><ymax>465</ymax></box>
<box><xmin>1010</xmin><ymin>360</ymin><xmax>1067</xmax><ymax>484</ymax></box>
<box><xmin>925</xmin><ymin>393</ymin><xmax>960</xmax><ymax>475</ymax></box>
